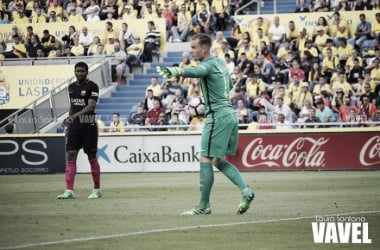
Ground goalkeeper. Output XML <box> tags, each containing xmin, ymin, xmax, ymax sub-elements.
<box><xmin>157</xmin><ymin>33</ymin><xmax>254</xmax><ymax>215</ymax></box>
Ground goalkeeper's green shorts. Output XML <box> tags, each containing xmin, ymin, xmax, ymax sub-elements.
<box><xmin>201</xmin><ymin>110</ymin><xmax>238</xmax><ymax>158</ymax></box>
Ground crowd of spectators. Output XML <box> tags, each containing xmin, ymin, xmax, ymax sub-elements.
<box><xmin>2</xmin><ymin>0</ymin><xmax>380</xmax><ymax>131</ymax></box>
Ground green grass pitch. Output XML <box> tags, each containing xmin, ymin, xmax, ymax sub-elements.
<box><xmin>0</xmin><ymin>171</ymin><xmax>379</xmax><ymax>250</ymax></box>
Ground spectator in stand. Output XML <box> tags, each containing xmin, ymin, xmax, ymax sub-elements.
<box><xmin>312</xmin><ymin>0</ymin><xmax>330</xmax><ymax>12</ymax></box>
<box><xmin>129</xmin><ymin>105</ymin><xmax>146</xmax><ymax>127</ymax></box>
<box><xmin>169</xmin><ymin>112</ymin><xmax>188</xmax><ymax>131</ymax></box>
<box><xmin>27</xmin><ymin>34</ymin><xmax>45</xmax><ymax>58</ymax></box>
<box><xmin>103</xmin><ymin>21</ymin><xmax>118</xmax><ymax>44</ymax></box>
<box><xmin>161</xmin><ymin>76</ymin><xmax>184</xmax><ymax>102</ymax></box>
<box><xmin>297</xmin><ymin>98</ymin><xmax>314</xmax><ymax>123</ymax></box>
<box><xmin>359</xmin><ymin>96</ymin><xmax>377</xmax><ymax>120</ymax></box>
<box><xmin>235</xmin><ymin>99</ymin><xmax>249</xmax><ymax>125</ymax></box>
<box><xmin>315</xmin><ymin>98</ymin><xmax>335</xmax><ymax>127</ymax></box>
<box><xmin>236</xmin><ymin>35</ymin><xmax>256</xmax><ymax>62</ymax></box>
<box><xmin>370</xmin><ymin>12</ymin><xmax>380</xmax><ymax>42</ymax></box>
<box><xmin>62</xmin><ymin>26</ymin><xmax>77</xmax><ymax>49</ymax></box>
<box><xmin>246</xmin><ymin>73</ymin><xmax>266</xmax><ymax>107</ymax></box>
<box><xmin>226</xmin><ymin>19</ymin><xmax>243</xmax><ymax>50</ymax></box>
<box><xmin>67</xmin><ymin>7</ymin><xmax>85</xmax><ymax>22</ymax></box>
<box><xmin>303</xmin><ymin>108</ymin><xmax>321</xmax><ymax>128</ymax></box>
<box><xmin>354</xmin><ymin>13</ymin><xmax>372</xmax><ymax>50</ymax></box>
<box><xmin>256</xmin><ymin>113</ymin><xmax>274</xmax><ymax>130</ymax></box>
<box><xmin>312</xmin><ymin>16</ymin><xmax>329</xmax><ymax>41</ymax></box>
<box><xmin>352</xmin><ymin>0</ymin><xmax>370</xmax><ymax>10</ymax></box>
<box><xmin>110</xmin><ymin>41</ymin><xmax>127</xmax><ymax>85</ymax></box>
<box><xmin>70</xmin><ymin>35</ymin><xmax>84</xmax><ymax>56</ymax></box>
<box><xmin>47</xmin><ymin>0</ymin><xmax>63</xmax><ymax>19</ymax></box>
<box><xmin>252</xmin><ymin>28</ymin><xmax>270</xmax><ymax>53</ymax></box>
<box><xmin>195</xmin><ymin>3</ymin><xmax>212</xmax><ymax>35</ymax></box>
<box><xmin>276</xmin><ymin>113</ymin><xmax>293</xmax><ymax>129</ymax></box>
<box><xmin>146</xmin><ymin>99</ymin><xmax>165</xmax><ymax>128</ymax></box>
<box><xmin>295</xmin><ymin>0</ymin><xmax>310</xmax><ymax>12</ymax></box>
<box><xmin>13</xmin><ymin>10</ymin><xmax>29</xmax><ymax>24</ymax></box>
<box><xmin>187</xmin><ymin>78</ymin><xmax>203</xmax><ymax>100</ymax></box>
<box><xmin>121</xmin><ymin>5</ymin><xmax>137</xmax><ymax>21</ymax></box>
<box><xmin>331</xmin><ymin>88</ymin><xmax>345</xmax><ymax>120</ymax></box>
<box><xmin>211</xmin><ymin>31</ymin><xmax>227</xmax><ymax>57</ymax></box>
<box><xmin>4</xmin><ymin>34</ymin><xmax>26</xmax><ymax>58</ymax></box>
<box><xmin>322</xmin><ymin>47</ymin><xmax>339</xmax><ymax>83</ymax></box>
<box><xmin>248</xmin><ymin>16</ymin><xmax>269</xmax><ymax>39</ymax></box>
<box><xmin>109</xmin><ymin>112</ymin><xmax>126</xmax><ymax>132</ymax></box>
<box><xmin>274</xmin><ymin>97</ymin><xmax>294</xmax><ymax>124</ymax></box>
<box><xmin>339</xmin><ymin>96</ymin><xmax>358</xmax><ymax>122</ymax></box>
<box><xmin>301</xmin><ymin>39</ymin><xmax>318</xmax><ymax>60</ymax></box>
<box><xmin>296</xmin><ymin>28</ymin><xmax>309</xmax><ymax>57</ymax></box>
<box><xmin>87</xmin><ymin>36</ymin><xmax>101</xmax><ymax>56</ymax></box>
<box><xmin>61</xmin><ymin>46</ymin><xmax>74</xmax><ymax>57</ymax></box>
<box><xmin>179</xmin><ymin>51</ymin><xmax>198</xmax><ymax>88</ymax></box>
<box><xmin>345</xmin><ymin>49</ymin><xmax>363</xmax><ymax>72</ymax></box>
<box><xmin>313</xmin><ymin>76</ymin><xmax>332</xmax><ymax>98</ymax></box>
<box><xmin>125</xmin><ymin>36</ymin><xmax>144</xmax><ymax>74</ymax></box>
<box><xmin>314</xmin><ymin>27</ymin><xmax>330</xmax><ymax>53</ymax></box>
<box><xmin>331</xmin><ymin>71</ymin><xmax>352</xmax><ymax>98</ymax></box>
<box><xmin>360</xmin><ymin>83</ymin><xmax>376</xmax><ymax>103</ymax></box>
<box><xmin>369</xmin><ymin>58</ymin><xmax>380</xmax><ymax>90</ymax></box>
<box><xmin>211</xmin><ymin>0</ymin><xmax>229</xmax><ymax>31</ymax></box>
<box><xmin>99</xmin><ymin>0</ymin><xmax>118</xmax><ymax>20</ymax></box>
<box><xmin>289</xmin><ymin>59</ymin><xmax>305</xmax><ymax>82</ymax></box>
<box><xmin>85</xmin><ymin>6</ymin><xmax>100</xmax><ymax>22</ymax></box>
<box><xmin>144</xmin><ymin>89</ymin><xmax>161</xmax><ymax>111</ymax></box>
<box><xmin>308</xmin><ymin>61</ymin><xmax>323</xmax><ymax>92</ymax></box>
<box><xmin>371</xmin><ymin>109</ymin><xmax>380</xmax><ymax>127</ymax></box>
<box><xmin>292</xmin><ymin>82</ymin><xmax>313</xmax><ymax>111</ymax></box>
<box><xmin>171</xmin><ymin>4</ymin><xmax>191</xmax><ymax>42</ymax></box>
<box><xmin>347</xmin><ymin>58</ymin><xmax>364</xmax><ymax>86</ymax></box>
<box><xmin>331</xmin><ymin>12</ymin><xmax>349</xmax><ymax>46</ymax></box>
<box><xmin>146</xmin><ymin>76</ymin><xmax>163</xmax><ymax>99</ymax></box>
<box><xmin>286</xmin><ymin>21</ymin><xmax>299</xmax><ymax>51</ymax></box>
<box><xmin>103</xmin><ymin>35</ymin><xmax>115</xmax><ymax>55</ymax></box>
<box><xmin>268</xmin><ymin>16</ymin><xmax>286</xmax><ymax>55</ymax></box>
<box><xmin>119</xmin><ymin>22</ymin><xmax>134</xmax><ymax>51</ymax></box>
<box><xmin>143</xmin><ymin>21</ymin><xmax>161</xmax><ymax>63</ymax></box>
<box><xmin>31</xmin><ymin>8</ymin><xmax>46</xmax><ymax>23</ymax></box>
<box><xmin>48</xmin><ymin>10</ymin><xmax>62</xmax><ymax>22</ymax></box>
<box><xmin>78</xmin><ymin>26</ymin><xmax>94</xmax><ymax>55</ymax></box>
<box><xmin>256</xmin><ymin>54</ymin><xmax>275</xmax><ymax>84</ymax></box>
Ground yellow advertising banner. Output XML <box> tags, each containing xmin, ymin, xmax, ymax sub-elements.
<box><xmin>234</xmin><ymin>10</ymin><xmax>378</xmax><ymax>38</ymax></box>
<box><xmin>0</xmin><ymin>65</ymin><xmax>74</xmax><ymax>109</ymax></box>
<box><xmin>0</xmin><ymin>18</ymin><xmax>166</xmax><ymax>51</ymax></box>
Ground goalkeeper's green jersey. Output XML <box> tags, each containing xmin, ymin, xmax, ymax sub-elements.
<box><xmin>183</xmin><ymin>56</ymin><xmax>234</xmax><ymax>117</ymax></box>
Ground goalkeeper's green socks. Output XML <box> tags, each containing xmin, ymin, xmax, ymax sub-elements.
<box><xmin>217</xmin><ymin>160</ymin><xmax>247</xmax><ymax>191</ymax></box>
<box><xmin>199</xmin><ymin>162</ymin><xmax>214</xmax><ymax>206</ymax></box>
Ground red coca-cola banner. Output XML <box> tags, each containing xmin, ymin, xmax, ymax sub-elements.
<box><xmin>228</xmin><ymin>133</ymin><xmax>380</xmax><ymax>170</ymax></box>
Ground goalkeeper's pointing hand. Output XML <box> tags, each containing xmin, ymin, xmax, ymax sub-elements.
<box><xmin>156</xmin><ymin>66</ymin><xmax>181</xmax><ymax>78</ymax></box>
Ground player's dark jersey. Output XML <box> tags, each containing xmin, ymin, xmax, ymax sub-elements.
<box><xmin>68</xmin><ymin>79</ymin><xmax>99</xmax><ymax>124</ymax></box>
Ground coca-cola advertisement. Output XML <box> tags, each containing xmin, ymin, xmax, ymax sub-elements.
<box><xmin>229</xmin><ymin>133</ymin><xmax>380</xmax><ymax>170</ymax></box>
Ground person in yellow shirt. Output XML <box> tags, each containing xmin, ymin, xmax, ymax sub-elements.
<box><xmin>321</xmin><ymin>38</ymin><xmax>338</xmax><ymax>58</ymax></box>
<box><xmin>12</xmin><ymin>10</ymin><xmax>29</xmax><ymax>24</ymax></box>
<box><xmin>103</xmin><ymin>36</ymin><xmax>116</xmax><ymax>55</ymax></box>
<box><xmin>252</xmin><ymin>28</ymin><xmax>270</xmax><ymax>52</ymax></box>
<box><xmin>296</xmin><ymin>28</ymin><xmax>309</xmax><ymax>54</ymax></box>
<box><xmin>108</xmin><ymin>113</ymin><xmax>126</xmax><ymax>132</ymax></box>
<box><xmin>125</xmin><ymin>36</ymin><xmax>144</xmax><ymax>73</ymax></box>
<box><xmin>236</xmin><ymin>37</ymin><xmax>256</xmax><ymax>61</ymax></box>
<box><xmin>345</xmin><ymin>49</ymin><xmax>363</xmax><ymax>72</ymax></box>
<box><xmin>47</xmin><ymin>0</ymin><xmax>63</xmax><ymax>19</ymax></box>
<box><xmin>322</xmin><ymin>47</ymin><xmax>339</xmax><ymax>81</ymax></box>
<box><xmin>331</xmin><ymin>11</ymin><xmax>349</xmax><ymax>45</ymax></box>
<box><xmin>211</xmin><ymin>0</ymin><xmax>228</xmax><ymax>31</ymax></box>
<box><xmin>47</xmin><ymin>10</ymin><xmax>62</xmax><ymax>22</ymax></box>
<box><xmin>246</xmin><ymin>73</ymin><xmax>266</xmax><ymax>103</ymax></box>
<box><xmin>31</xmin><ymin>8</ymin><xmax>46</xmax><ymax>23</ymax></box>
<box><xmin>286</xmin><ymin>20</ymin><xmax>299</xmax><ymax>50</ymax></box>
<box><xmin>371</xmin><ymin>13</ymin><xmax>380</xmax><ymax>41</ymax></box>
<box><xmin>70</xmin><ymin>35</ymin><xmax>84</xmax><ymax>56</ymax></box>
<box><xmin>292</xmin><ymin>82</ymin><xmax>313</xmax><ymax>110</ymax></box>
<box><xmin>67</xmin><ymin>8</ymin><xmax>85</xmax><ymax>22</ymax></box>
<box><xmin>248</xmin><ymin>16</ymin><xmax>269</xmax><ymax>38</ymax></box>
<box><xmin>172</xmin><ymin>4</ymin><xmax>192</xmax><ymax>42</ymax></box>
<box><xmin>211</xmin><ymin>31</ymin><xmax>227</xmax><ymax>56</ymax></box>
<box><xmin>122</xmin><ymin>5</ymin><xmax>137</xmax><ymax>21</ymax></box>
<box><xmin>302</xmin><ymin>39</ymin><xmax>318</xmax><ymax>59</ymax></box>
<box><xmin>370</xmin><ymin>58</ymin><xmax>380</xmax><ymax>91</ymax></box>
<box><xmin>313</xmin><ymin>76</ymin><xmax>332</xmax><ymax>97</ymax></box>
<box><xmin>337</xmin><ymin>37</ymin><xmax>353</xmax><ymax>68</ymax></box>
<box><xmin>314</xmin><ymin>26</ymin><xmax>330</xmax><ymax>52</ymax></box>
<box><xmin>331</xmin><ymin>72</ymin><xmax>352</xmax><ymax>97</ymax></box>
<box><xmin>4</xmin><ymin>34</ymin><xmax>26</xmax><ymax>58</ymax></box>
<box><xmin>103</xmin><ymin>21</ymin><xmax>118</xmax><ymax>44</ymax></box>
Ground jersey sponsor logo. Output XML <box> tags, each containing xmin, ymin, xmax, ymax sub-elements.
<box><xmin>81</xmin><ymin>90</ymin><xmax>86</xmax><ymax>96</ymax></box>
<box><xmin>91</xmin><ymin>91</ymin><xmax>99</xmax><ymax>97</ymax></box>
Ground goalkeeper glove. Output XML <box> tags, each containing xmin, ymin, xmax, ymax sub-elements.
<box><xmin>156</xmin><ymin>66</ymin><xmax>181</xmax><ymax>78</ymax></box>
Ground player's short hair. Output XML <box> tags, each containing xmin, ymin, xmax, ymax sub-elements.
<box><xmin>192</xmin><ymin>33</ymin><xmax>212</xmax><ymax>48</ymax></box>
<box><xmin>75</xmin><ymin>61</ymin><xmax>88</xmax><ymax>72</ymax></box>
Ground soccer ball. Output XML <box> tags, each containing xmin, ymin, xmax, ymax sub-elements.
<box><xmin>189</xmin><ymin>96</ymin><xmax>205</xmax><ymax>117</ymax></box>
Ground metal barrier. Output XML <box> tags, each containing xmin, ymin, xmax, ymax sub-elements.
<box><xmin>0</xmin><ymin>56</ymin><xmax>112</xmax><ymax>134</ymax></box>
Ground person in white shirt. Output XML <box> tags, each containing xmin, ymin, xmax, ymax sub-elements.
<box><xmin>78</xmin><ymin>26</ymin><xmax>94</xmax><ymax>55</ymax></box>
<box><xmin>268</xmin><ymin>16</ymin><xmax>286</xmax><ymax>54</ymax></box>
<box><xmin>273</xmin><ymin>97</ymin><xmax>294</xmax><ymax>123</ymax></box>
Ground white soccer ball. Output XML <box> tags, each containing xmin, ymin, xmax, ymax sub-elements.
<box><xmin>189</xmin><ymin>96</ymin><xmax>205</xmax><ymax>117</ymax></box>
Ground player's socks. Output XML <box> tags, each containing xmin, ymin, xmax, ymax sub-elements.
<box><xmin>89</xmin><ymin>158</ymin><xmax>100</xmax><ymax>189</ymax></box>
<box><xmin>65</xmin><ymin>160</ymin><xmax>77</xmax><ymax>190</ymax></box>
<box><xmin>199</xmin><ymin>162</ymin><xmax>214</xmax><ymax>206</ymax></box>
<box><xmin>217</xmin><ymin>160</ymin><xmax>247</xmax><ymax>191</ymax></box>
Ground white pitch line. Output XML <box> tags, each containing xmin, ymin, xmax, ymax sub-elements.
<box><xmin>1</xmin><ymin>210</ymin><xmax>379</xmax><ymax>250</ymax></box>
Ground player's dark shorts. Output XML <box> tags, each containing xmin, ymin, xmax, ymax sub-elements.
<box><xmin>66</xmin><ymin>123</ymin><xmax>98</xmax><ymax>154</ymax></box>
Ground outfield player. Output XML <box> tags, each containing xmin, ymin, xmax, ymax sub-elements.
<box><xmin>57</xmin><ymin>62</ymin><xmax>102</xmax><ymax>199</ymax></box>
<box><xmin>157</xmin><ymin>33</ymin><xmax>254</xmax><ymax>215</ymax></box>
